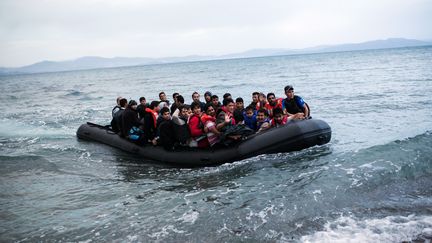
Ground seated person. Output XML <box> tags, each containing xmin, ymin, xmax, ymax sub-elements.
<box><xmin>112</xmin><ymin>96</ymin><xmax>123</xmax><ymax>117</ymax></box>
<box><xmin>249</xmin><ymin>92</ymin><xmax>260</xmax><ymax>110</ymax></box>
<box><xmin>136</xmin><ymin>96</ymin><xmax>148</xmax><ymax>120</ymax></box>
<box><xmin>121</xmin><ymin>100</ymin><xmax>145</xmax><ymax>144</ymax></box>
<box><xmin>282</xmin><ymin>85</ymin><xmax>309</xmax><ymax>119</ymax></box>
<box><xmin>111</xmin><ymin>97</ymin><xmax>127</xmax><ymax>133</ymax></box>
<box><xmin>216</xmin><ymin>98</ymin><xmax>236</xmax><ymax>132</ymax></box>
<box><xmin>265</xmin><ymin>92</ymin><xmax>283</xmax><ymax>118</ymax></box>
<box><xmin>159</xmin><ymin>91</ymin><xmax>170</xmax><ymax>106</ymax></box>
<box><xmin>143</xmin><ymin>101</ymin><xmax>160</xmax><ymax>145</ymax></box>
<box><xmin>235</xmin><ymin>97</ymin><xmax>245</xmax><ymax>112</ymax></box>
<box><xmin>271</xmin><ymin>107</ymin><xmax>290</xmax><ymax>128</ymax></box>
<box><xmin>157</xmin><ymin>107</ymin><xmax>177</xmax><ymax>150</ymax></box>
<box><xmin>204</xmin><ymin>91</ymin><xmax>212</xmax><ymax>104</ymax></box>
<box><xmin>191</xmin><ymin>92</ymin><xmax>206</xmax><ymax>111</ymax></box>
<box><xmin>171</xmin><ymin>94</ymin><xmax>184</xmax><ymax>115</ymax></box>
<box><xmin>201</xmin><ymin>104</ymin><xmax>220</xmax><ymax>147</ymax></box>
<box><xmin>243</xmin><ymin>105</ymin><xmax>257</xmax><ymax>131</ymax></box>
<box><xmin>211</xmin><ymin>95</ymin><xmax>221</xmax><ymax>110</ymax></box>
<box><xmin>188</xmin><ymin>102</ymin><xmax>209</xmax><ymax>148</ymax></box>
<box><xmin>171</xmin><ymin>104</ymin><xmax>191</xmax><ymax>145</ymax></box>
<box><xmin>256</xmin><ymin>108</ymin><xmax>271</xmax><ymax>133</ymax></box>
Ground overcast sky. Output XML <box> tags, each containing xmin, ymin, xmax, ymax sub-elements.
<box><xmin>1</xmin><ymin>0</ymin><xmax>431</xmax><ymax>67</ymax></box>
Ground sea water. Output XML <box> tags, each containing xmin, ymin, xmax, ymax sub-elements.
<box><xmin>1</xmin><ymin>46</ymin><xmax>432</xmax><ymax>242</ymax></box>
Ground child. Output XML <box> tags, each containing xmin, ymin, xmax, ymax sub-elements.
<box><xmin>243</xmin><ymin>105</ymin><xmax>257</xmax><ymax>131</ymax></box>
<box><xmin>256</xmin><ymin>108</ymin><xmax>271</xmax><ymax>132</ymax></box>
<box><xmin>271</xmin><ymin>107</ymin><xmax>290</xmax><ymax>128</ymax></box>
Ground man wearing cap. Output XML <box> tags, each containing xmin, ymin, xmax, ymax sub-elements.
<box><xmin>282</xmin><ymin>85</ymin><xmax>309</xmax><ymax>119</ymax></box>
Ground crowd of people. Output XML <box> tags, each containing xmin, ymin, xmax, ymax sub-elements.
<box><xmin>110</xmin><ymin>85</ymin><xmax>309</xmax><ymax>150</ymax></box>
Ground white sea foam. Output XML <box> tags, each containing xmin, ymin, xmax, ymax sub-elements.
<box><xmin>177</xmin><ymin>210</ymin><xmax>199</xmax><ymax>224</ymax></box>
<box><xmin>300</xmin><ymin>214</ymin><xmax>432</xmax><ymax>243</ymax></box>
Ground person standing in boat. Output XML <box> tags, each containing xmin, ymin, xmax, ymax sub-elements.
<box><xmin>282</xmin><ymin>85</ymin><xmax>309</xmax><ymax>119</ymax></box>
<box><xmin>249</xmin><ymin>92</ymin><xmax>260</xmax><ymax>110</ymax></box>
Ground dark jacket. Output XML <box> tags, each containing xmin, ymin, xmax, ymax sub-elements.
<box><xmin>121</xmin><ymin>108</ymin><xmax>142</xmax><ymax>137</ymax></box>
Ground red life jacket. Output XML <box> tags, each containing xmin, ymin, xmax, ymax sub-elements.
<box><xmin>145</xmin><ymin>108</ymin><xmax>158</xmax><ymax>128</ymax></box>
<box><xmin>271</xmin><ymin>115</ymin><xmax>288</xmax><ymax>127</ymax></box>
<box><xmin>265</xmin><ymin>98</ymin><xmax>283</xmax><ymax>117</ymax></box>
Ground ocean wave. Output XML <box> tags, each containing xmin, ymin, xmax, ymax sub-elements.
<box><xmin>300</xmin><ymin>214</ymin><xmax>432</xmax><ymax>243</ymax></box>
<box><xmin>0</xmin><ymin>155</ymin><xmax>59</xmax><ymax>175</ymax></box>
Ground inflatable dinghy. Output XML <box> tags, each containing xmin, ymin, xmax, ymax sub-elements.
<box><xmin>76</xmin><ymin>119</ymin><xmax>331</xmax><ymax>166</ymax></box>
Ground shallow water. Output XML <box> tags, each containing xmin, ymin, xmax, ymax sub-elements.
<box><xmin>1</xmin><ymin>46</ymin><xmax>432</xmax><ymax>242</ymax></box>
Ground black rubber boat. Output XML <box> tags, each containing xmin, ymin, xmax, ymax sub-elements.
<box><xmin>76</xmin><ymin>119</ymin><xmax>331</xmax><ymax>166</ymax></box>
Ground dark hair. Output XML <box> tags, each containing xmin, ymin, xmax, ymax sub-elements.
<box><xmin>223</xmin><ymin>93</ymin><xmax>231</xmax><ymax>99</ymax></box>
<box><xmin>192</xmin><ymin>91</ymin><xmax>199</xmax><ymax>98</ymax></box>
<box><xmin>284</xmin><ymin>85</ymin><xmax>294</xmax><ymax>92</ymax></box>
<box><xmin>160</xmin><ymin>107</ymin><xmax>170</xmax><ymax>114</ymax></box>
<box><xmin>267</xmin><ymin>92</ymin><xmax>275</xmax><ymax>99</ymax></box>
<box><xmin>235</xmin><ymin>97</ymin><xmax>243</xmax><ymax>103</ymax></box>
<box><xmin>178</xmin><ymin>104</ymin><xmax>186</xmax><ymax>111</ymax></box>
<box><xmin>204</xmin><ymin>103</ymin><xmax>215</xmax><ymax>112</ymax></box>
<box><xmin>128</xmin><ymin>100</ymin><xmax>137</xmax><ymax>107</ymax></box>
<box><xmin>191</xmin><ymin>101</ymin><xmax>201</xmax><ymax>110</ymax></box>
<box><xmin>159</xmin><ymin>91</ymin><xmax>165</xmax><ymax>97</ymax></box>
<box><xmin>252</xmin><ymin>92</ymin><xmax>259</xmax><ymax>96</ymax></box>
<box><xmin>176</xmin><ymin>95</ymin><xmax>184</xmax><ymax>104</ymax></box>
<box><xmin>211</xmin><ymin>95</ymin><xmax>219</xmax><ymax>100</ymax></box>
<box><xmin>119</xmin><ymin>98</ymin><xmax>128</xmax><ymax>107</ymax></box>
<box><xmin>223</xmin><ymin>98</ymin><xmax>234</xmax><ymax>106</ymax></box>
<box><xmin>149</xmin><ymin>101</ymin><xmax>160</xmax><ymax>109</ymax></box>
<box><xmin>257</xmin><ymin>108</ymin><xmax>268</xmax><ymax>116</ymax></box>
<box><xmin>172</xmin><ymin>92</ymin><xmax>179</xmax><ymax>99</ymax></box>
<box><xmin>139</xmin><ymin>96</ymin><xmax>146</xmax><ymax>102</ymax></box>
<box><xmin>273</xmin><ymin>107</ymin><xmax>283</xmax><ymax>116</ymax></box>
<box><xmin>245</xmin><ymin>105</ymin><xmax>254</xmax><ymax>111</ymax></box>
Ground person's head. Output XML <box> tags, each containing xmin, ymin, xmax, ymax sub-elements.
<box><xmin>172</xmin><ymin>92</ymin><xmax>179</xmax><ymax>102</ymax></box>
<box><xmin>259</xmin><ymin>92</ymin><xmax>266</xmax><ymax>102</ymax></box>
<box><xmin>187</xmin><ymin>105</ymin><xmax>192</xmax><ymax>116</ymax></box>
<box><xmin>150</xmin><ymin>101</ymin><xmax>160</xmax><ymax>111</ymax></box>
<box><xmin>256</xmin><ymin>108</ymin><xmax>268</xmax><ymax>122</ymax></box>
<box><xmin>116</xmin><ymin>96</ymin><xmax>123</xmax><ymax>105</ymax></box>
<box><xmin>176</xmin><ymin>95</ymin><xmax>185</xmax><ymax>105</ymax></box>
<box><xmin>191</xmin><ymin>101</ymin><xmax>201</xmax><ymax>115</ymax></box>
<box><xmin>119</xmin><ymin>98</ymin><xmax>128</xmax><ymax>108</ymax></box>
<box><xmin>211</xmin><ymin>95</ymin><xmax>219</xmax><ymax>106</ymax></box>
<box><xmin>139</xmin><ymin>96</ymin><xmax>146</xmax><ymax>105</ymax></box>
<box><xmin>284</xmin><ymin>85</ymin><xmax>294</xmax><ymax>99</ymax></box>
<box><xmin>128</xmin><ymin>100</ymin><xmax>138</xmax><ymax>110</ymax></box>
<box><xmin>223</xmin><ymin>98</ymin><xmax>235</xmax><ymax>113</ymax></box>
<box><xmin>158</xmin><ymin>102</ymin><xmax>168</xmax><ymax>111</ymax></box>
<box><xmin>192</xmin><ymin>92</ymin><xmax>201</xmax><ymax>103</ymax></box>
<box><xmin>252</xmin><ymin>92</ymin><xmax>259</xmax><ymax>103</ymax></box>
<box><xmin>267</xmin><ymin>92</ymin><xmax>276</xmax><ymax>106</ymax></box>
<box><xmin>223</xmin><ymin>93</ymin><xmax>232</xmax><ymax>100</ymax></box>
<box><xmin>235</xmin><ymin>97</ymin><xmax>244</xmax><ymax>110</ymax></box>
<box><xmin>160</xmin><ymin>107</ymin><xmax>171</xmax><ymax>120</ymax></box>
<box><xmin>204</xmin><ymin>103</ymin><xmax>216</xmax><ymax>117</ymax></box>
<box><xmin>178</xmin><ymin>105</ymin><xmax>189</xmax><ymax>118</ymax></box>
<box><xmin>273</xmin><ymin>107</ymin><xmax>284</xmax><ymax>123</ymax></box>
<box><xmin>245</xmin><ymin>105</ymin><xmax>255</xmax><ymax>118</ymax></box>
<box><xmin>204</xmin><ymin>91</ymin><xmax>212</xmax><ymax>103</ymax></box>
<box><xmin>159</xmin><ymin>92</ymin><xmax>167</xmax><ymax>101</ymax></box>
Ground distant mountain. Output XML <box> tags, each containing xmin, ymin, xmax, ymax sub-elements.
<box><xmin>1</xmin><ymin>38</ymin><xmax>431</xmax><ymax>75</ymax></box>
